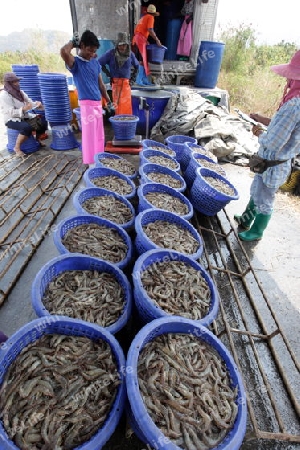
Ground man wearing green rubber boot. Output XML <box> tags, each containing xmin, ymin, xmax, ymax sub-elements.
<box><xmin>234</xmin><ymin>50</ymin><xmax>300</xmax><ymax>241</ymax></box>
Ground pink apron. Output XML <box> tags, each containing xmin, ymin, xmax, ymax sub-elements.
<box><xmin>177</xmin><ymin>17</ymin><xmax>193</xmax><ymax>57</ymax></box>
<box><xmin>79</xmin><ymin>100</ymin><xmax>105</xmax><ymax>164</ymax></box>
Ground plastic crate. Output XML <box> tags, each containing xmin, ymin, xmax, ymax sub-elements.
<box><xmin>190</xmin><ymin>167</ymin><xmax>239</xmax><ymax>216</ymax></box>
<box><xmin>83</xmin><ymin>166</ymin><xmax>136</xmax><ymax>200</ymax></box>
<box><xmin>140</xmin><ymin>149</ymin><xmax>180</xmax><ymax>172</ymax></box>
<box><xmin>109</xmin><ymin>115</ymin><xmax>139</xmax><ymax>140</ymax></box>
<box><xmin>132</xmin><ymin>249</ymin><xmax>219</xmax><ymax>325</ymax></box>
<box><xmin>134</xmin><ymin>208</ymin><xmax>203</xmax><ymax>259</ymax></box>
<box><xmin>139</xmin><ymin>163</ymin><xmax>186</xmax><ymax>193</ymax></box>
<box><xmin>31</xmin><ymin>254</ymin><xmax>132</xmax><ymax>335</ymax></box>
<box><xmin>126</xmin><ymin>316</ymin><xmax>247</xmax><ymax>450</ymax></box>
<box><xmin>184</xmin><ymin>153</ymin><xmax>226</xmax><ymax>188</ymax></box>
<box><xmin>53</xmin><ymin>214</ymin><xmax>133</xmax><ymax>270</ymax></box>
<box><xmin>73</xmin><ymin>187</ymin><xmax>135</xmax><ymax>230</ymax></box>
<box><xmin>165</xmin><ymin>135</ymin><xmax>197</xmax><ymax>165</ymax></box>
<box><xmin>0</xmin><ymin>316</ymin><xmax>126</xmax><ymax>450</ymax></box>
<box><xmin>94</xmin><ymin>153</ymin><xmax>137</xmax><ymax>179</ymax></box>
<box><xmin>137</xmin><ymin>182</ymin><xmax>193</xmax><ymax>220</ymax></box>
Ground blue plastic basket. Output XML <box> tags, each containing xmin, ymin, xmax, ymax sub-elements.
<box><xmin>0</xmin><ymin>316</ymin><xmax>126</xmax><ymax>450</ymax></box>
<box><xmin>134</xmin><ymin>208</ymin><xmax>203</xmax><ymax>259</ymax></box>
<box><xmin>83</xmin><ymin>167</ymin><xmax>136</xmax><ymax>200</ymax></box>
<box><xmin>137</xmin><ymin>182</ymin><xmax>193</xmax><ymax>220</ymax></box>
<box><xmin>6</xmin><ymin>128</ymin><xmax>40</xmax><ymax>154</ymax></box>
<box><xmin>126</xmin><ymin>316</ymin><xmax>247</xmax><ymax>450</ymax></box>
<box><xmin>132</xmin><ymin>249</ymin><xmax>219</xmax><ymax>325</ymax></box>
<box><xmin>140</xmin><ymin>149</ymin><xmax>180</xmax><ymax>172</ymax></box>
<box><xmin>109</xmin><ymin>115</ymin><xmax>139</xmax><ymax>140</ymax></box>
<box><xmin>165</xmin><ymin>135</ymin><xmax>197</xmax><ymax>165</ymax></box>
<box><xmin>139</xmin><ymin>163</ymin><xmax>186</xmax><ymax>193</ymax></box>
<box><xmin>53</xmin><ymin>214</ymin><xmax>133</xmax><ymax>270</ymax></box>
<box><xmin>94</xmin><ymin>153</ymin><xmax>137</xmax><ymax>179</ymax></box>
<box><xmin>146</xmin><ymin>44</ymin><xmax>167</xmax><ymax>64</ymax></box>
<box><xmin>190</xmin><ymin>167</ymin><xmax>239</xmax><ymax>216</ymax></box>
<box><xmin>73</xmin><ymin>107</ymin><xmax>82</xmax><ymax>130</ymax></box>
<box><xmin>181</xmin><ymin>141</ymin><xmax>208</xmax><ymax>172</ymax></box>
<box><xmin>182</xmin><ymin>142</ymin><xmax>218</xmax><ymax>171</ymax></box>
<box><xmin>73</xmin><ymin>187</ymin><xmax>135</xmax><ymax>230</ymax></box>
<box><xmin>50</xmin><ymin>125</ymin><xmax>79</xmax><ymax>151</ymax></box>
<box><xmin>31</xmin><ymin>254</ymin><xmax>132</xmax><ymax>335</ymax></box>
<box><xmin>184</xmin><ymin>153</ymin><xmax>226</xmax><ymax>188</ymax></box>
<box><xmin>141</xmin><ymin>139</ymin><xmax>176</xmax><ymax>158</ymax></box>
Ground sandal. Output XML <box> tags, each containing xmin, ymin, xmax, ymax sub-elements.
<box><xmin>38</xmin><ymin>142</ymin><xmax>47</xmax><ymax>148</ymax></box>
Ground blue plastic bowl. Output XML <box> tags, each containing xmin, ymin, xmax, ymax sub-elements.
<box><xmin>94</xmin><ymin>153</ymin><xmax>137</xmax><ymax>179</ymax></box>
<box><xmin>190</xmin><ymin>167</ymin><xmax>239</xmax><ymax>216</ymax></box>
<box><xmin>73</xmin><ymin>187</ymin><xmax>135</xmax><ymax>230</ymax></box>
<box><xmin>132</xmin><ymin>249</ymin><xmax>219</xmax><ymax>325</ymax></box>
<box><xmin>126</xmin><ymin>316</ymin><xmax>247</xmax><ymax>450</ymax></box>
<box><xmin>31</xmin><ymin>254</ymin><xmax>132</xmax><ymax>335</ymax></box>
<box><xmin>139</xmin><ymin>163</ymin><xmax>186</xmax><ymax>193</ymax></box>
<box><xmin>83</xmin><ymin>167</ymin><xmax>136</xmax><ymax>200</ymax></box>
<box><xmin>109</xmin><ymin>114</ymin><xmax>139</xmax><ymax>140</ymax></box>
<box><xmin>53</xmin><ymin>214</ymin><xmax>133</xmax><ymax>270</ymax></box>
<box><xmin>140</xmin><ymin>149</ymin><xmax>180</xmax><ymax>172</ymax></box>
<box><xmin>184</xmin><ymin>153</ymin><xmax>226</xmax><ymax>188</ymax></box>
<box><xmin>134</xmin><ymin>208</ymin><xmax>203</xmax><ymax>259</ymax></box>
<box><xmin>165</xmin><ymin>135</ymin><xmax>197</xmax><ymax>164</ymax></box>
<box><xmin>181</xmin><ymin>141</ymin><xmax>212</xmax><ymax>172</ymax></box>
<box><xmin>141</xmin><ymin>139</ymin><xmax>176</xmax><ymax>158</ymax></box>
<box><xmin>0</xmin><ymin>316</ymin><xmax>126</xmax><ymax>450</ymax></box>
<box><xmin>137</xmin><ymin>182</ymin><xmax>193</xmax><ymax>220</ymax></box>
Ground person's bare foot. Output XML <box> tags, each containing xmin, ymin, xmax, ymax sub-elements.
<box><xmin>13</xmin><ymin>148</ymin><xmax>25</xmax><ymax>158</ymax></box>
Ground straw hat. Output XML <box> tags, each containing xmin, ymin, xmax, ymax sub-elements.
<box><xmin>147</xmin><ymin>4</ymin><xmax>160</xmax><ymax>16</ymax></box>
<box><xmin>271</xmin><ymin>50</ymin><xmax>300</xmax><ymax>81</ymax></box>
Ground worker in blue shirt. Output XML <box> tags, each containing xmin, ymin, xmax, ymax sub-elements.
<box><xmin>234</xmin><ymin>51</ymin><xmax>300</xmax><ymax>241</ymax></box>
<box><xmin>98</xmin><ymin>32</ymin><xmax>139</xmax><ymax>115</ymax></box>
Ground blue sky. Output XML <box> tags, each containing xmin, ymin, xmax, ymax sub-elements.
<box><xmin>1</xmin><ymin>0</ymin><xmax>300</xmax><ymax>46</ymax></box>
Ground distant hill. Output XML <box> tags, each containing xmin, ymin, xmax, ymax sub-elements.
<box><xmin>0</xmin><ymin>29</ymin><xmax>70</xmax><ymax>53</ymax></box>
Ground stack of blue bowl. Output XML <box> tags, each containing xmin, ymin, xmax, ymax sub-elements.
<box><xmin>50</xmin><ymin>125</ymin><xmax>79</xmax><ymax>151</ymax></box>
<box><xmin>37</xmin><ymin>73</ymin><xmax>72</xmax><ymax>126</ymax></box>
<box><xmin>12</xmin><ymin>64</ymin><xmax>42</xmax><ymax>102</ymax></box>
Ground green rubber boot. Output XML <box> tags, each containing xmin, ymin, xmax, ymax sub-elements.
<box><xmin>234</xmin><ymin>198</ymin><xmax>257</xmax><ymax>230</ymax></box>
<box><xmin>238</xmin><ymin>213</ymin><xmax>272</xmax><ymax>241</ymax></box>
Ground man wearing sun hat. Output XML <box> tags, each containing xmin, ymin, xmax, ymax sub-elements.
<box><xmin>98</xmin><ymin>32</ymin><xmax>139</xmax><ymax>114</ymax></box>
<box><xmin>234</xmin><ymin>50</ymin><xmax>300</xmax><ymax>241</ymax></box>
<box><xmin>132</xmin><ymin>4</ymin><xmax>163</xmax><ymax>85</ymax></box>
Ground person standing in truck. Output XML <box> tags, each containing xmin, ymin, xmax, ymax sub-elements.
<box><xmin>132</xmin><ymin>4</ymin><xmax>163</xmax><ymax>85</ymax></box>
<box><xmin>60</xmin><ymin>30</ymin><xmax>110</xmax><ymax>165</ymax></box>
<box><xmin>98</xmin><ymin>32</ymin><xmax>139</xmax><ymax>115</ymax></box>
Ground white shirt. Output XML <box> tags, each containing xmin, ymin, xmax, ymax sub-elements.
<box><xmin>0</xmin><ymin>90</ymin><xmax>35</xmax><ymax>124</ymax></box>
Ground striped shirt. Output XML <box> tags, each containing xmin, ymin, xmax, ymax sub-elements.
<box><xmin>258</xmin><ymin>97</ymin><xmax>300</xmax><ymax>188</ymax></box>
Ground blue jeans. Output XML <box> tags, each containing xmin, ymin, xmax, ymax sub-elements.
<box><xmin>250</xmin><ymin>174</ymin><xmax>276</xmax><ymax>214</ymax></box>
